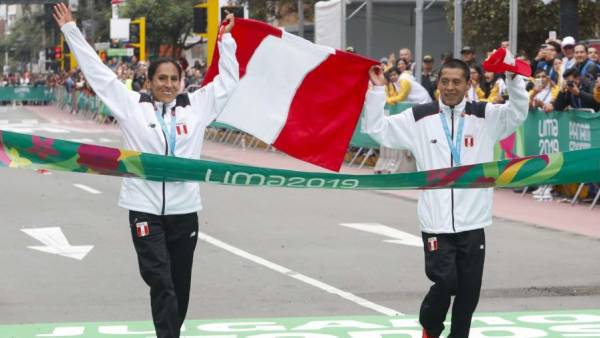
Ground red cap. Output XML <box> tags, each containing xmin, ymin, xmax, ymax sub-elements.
<box><xmin>482</xmin><ymin>48</ymin><xmax>531</xmax><ymax>77</ymax></box>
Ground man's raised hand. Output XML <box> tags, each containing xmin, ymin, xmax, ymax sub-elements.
<box><xmin>369</xmin><ymin>65</ymin><xmax>386</xmax><ymax>86</ymax></box>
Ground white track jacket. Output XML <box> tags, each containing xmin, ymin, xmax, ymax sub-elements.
<box><xmin>363</xmin><ymin>75</ymin><xmax>528</xmax><ymax>233</ymax></box>
<box><xmin>62</xmin><ymin>22</ymin><xmax>239</xmax><ymax>215</ymax></box>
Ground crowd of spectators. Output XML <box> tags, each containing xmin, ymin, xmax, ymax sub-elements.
<box><xmin>378</xmin><ymin>37</ymin><xmax>600</xmax><ymax>113</ymax></box>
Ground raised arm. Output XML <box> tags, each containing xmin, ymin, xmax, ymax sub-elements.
<box><xmin>362</xmin><ymin>66</ymin><xmax>416</xmax><ymax>150</ymax></box>
<box><xmin>192</xmin><ymin>12</ymin><xmax>240</xmax><ymax>127</ymax></box>
<box><xmin>53</xmin><ymin>3</ymin><xmax>137</xmax><ymax>121</ymax></box>
<box><xmin>484</xmin><ymin>73</ymin><xmax>529</xmax><ymax>141</ymax></box>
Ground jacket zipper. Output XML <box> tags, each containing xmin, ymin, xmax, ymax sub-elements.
<box><xmin>450</xmin><ymin>108</ymin><xmax>456</xmax><ymax>233</ymax></box>
<box><xmin>160</xmin><ymin>104</ymin><xmax>168</xmax><ymax>216</ymax></box>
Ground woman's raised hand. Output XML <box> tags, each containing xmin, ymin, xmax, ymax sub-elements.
<box><xmin>221</xmin><ymin>11</ymin><xmax>235</xmax><ymax>34</ymax></box>
<box><xmin>53</xmin><ymin>2</ymin><xmax>74</xmax><ymax>28</ymax></box>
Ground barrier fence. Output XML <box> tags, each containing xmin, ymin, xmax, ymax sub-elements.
<box><xmin>0</xmin><ymin>86</ymin><xmax>54</xmax><ymax>103</ymax></box>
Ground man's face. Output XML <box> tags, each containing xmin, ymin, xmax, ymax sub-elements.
<box><xmin>565</xmin><ymin>74</ymin><xmax>579</xmax><ymax>87</ymax></box>
<box><xmin>588</xmin><ymin>47</ymin><xmax>598</xmax><ymax>62</ymax></box>
<box><xmin>536</xmin><ymin>72</ymin><xmax>549</xmax><ymax>87</ymax></box>
<box><xmin>563</xmin><ymin>45</ymin><xmax>575</xmax><ymax>58</ymax></box>
<box><xmin>438</xmin><ymin>68</ymin><xmax>469</xmax><ymax>107</ymax></box>
<box><xmin>423</xmin><ymin>61</ymin><xmax>433</xmax><ymax>72</ymax></box>
<box><xmin>462</xmin><ymin>52</ymin><xmax>474</xmax><ymax>62</ymax></box>
<box><xmin>399</xmin><ymin>49</ymin><xmax>412</xmax><ymax>63</ymax></box>
<box><xmin>545</xmin><ymin>46</ymin><xmax>556</xmax><ymax>60</ymax></box>
<box><xmin>574</xmin><ymin>45</ymin><xmax>588</xmax><ymax>63</ymax></box>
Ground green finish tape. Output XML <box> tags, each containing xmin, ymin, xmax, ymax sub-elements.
<box><xmin>1</xmin><ymin>130</ymin><xmax>599</xmax><ymax>190</ymax></box>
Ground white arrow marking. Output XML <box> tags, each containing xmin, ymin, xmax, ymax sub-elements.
<box><xmin>21</xmin><ymin>227</ymin><xmax>94</xmax><ymax>260</ymax></box>
<box><xmin>340</xmin><ymin>223</ymin><xmax>423</xmax><ymax>247</ymax></box>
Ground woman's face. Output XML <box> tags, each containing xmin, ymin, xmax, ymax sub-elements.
<box><xmin>553</xmin><ymin>59</ymin><xmax>562</xmax><ymax>71</ymax></box>
<box><xmin>470</xmin><ymin>68</ymin><xmax>480</xmax><ymax>82</ymax></box>
<box><xmin>484</xmin><ymin>71</ymin><xmax>494</xmax><ymax>82</ymax></box>
<box><xmin>396</xmin><ymin>60</ymin><xmax>407</xmax><ymax>72</ymax></box>
<box><xmin>149</xmin><ymin>63</ymin><xmax>180</xmax><ymax>103</ymax></box>
<box><xmin>389</xmin><ymin>71</ymin><xmax>400</xmax><ymax>83</ymax></box>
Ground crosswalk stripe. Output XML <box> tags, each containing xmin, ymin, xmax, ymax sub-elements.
<box><xmin>0</xmin><ymin>120</ymin><xmax>8</xmax><ymax>124</ymax></box>
<box><xmin>22</xmin><ymin>119</ymin><xmax>39</xmax><ymax>124</ymax></box>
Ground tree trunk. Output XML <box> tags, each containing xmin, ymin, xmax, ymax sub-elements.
<box><xmin>560</xmin><ymin>0</ymin><xmax>579</xmax><ymax>39</ymax></box>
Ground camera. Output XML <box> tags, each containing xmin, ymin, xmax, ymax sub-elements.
<box><xmin>567</xmin><ymin>80</ymin><xmax>575</xmax><ymax>88</ymax></box>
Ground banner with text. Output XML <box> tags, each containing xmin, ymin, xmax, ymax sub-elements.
<box><xmin>1</xmin><ymin>130</ymin><xmax>599</xmax><ymax>190</ymax></box>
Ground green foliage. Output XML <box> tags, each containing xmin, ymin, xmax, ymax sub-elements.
<box><xmin>445</xmin><ymin>0</ymin><xmax>600</xmax><ymax>58</ymax></box>
<box><xmin>121</xmin><ymin>0</ymin><xmax>198</xmax><ymax>57</ymax></box>
<box><xmin>241</xmin><ymin>0</ymin><xmax>318</xmax><ymax>21</ymax></box>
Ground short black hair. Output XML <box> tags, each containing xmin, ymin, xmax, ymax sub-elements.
<box><xmin>148</xmin><ymin>57</ymin><xmax>183</xmax><ymax>81</ymax></box>
<box><xmin>563</xmin><ymin>67</ymin><xmax>580</xmax><ymax>79</ymax></box>
<box><xmin>574</xmin><ymin>43</ymin><xmax>588</xmax><ymax>52</ymax></box>
<box><xmin>438</xmin><ymin>58</ymin><xmax>470</xmax><ymax>82</ymax></box>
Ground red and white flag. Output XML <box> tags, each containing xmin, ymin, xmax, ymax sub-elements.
<box><xmin>136</xmin><ymin>221</ymin><xmax>150</xmax><ymax>237</ymax></box>
<box><xmin>203</xmin><ymin>19</ymin><xmax>377</xmax><ymax>171</ymax></box>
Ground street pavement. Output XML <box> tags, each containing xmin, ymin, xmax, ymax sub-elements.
<box><xmin>0</xmin><ymin>104</ymin><xmax>599</xmax><ymax>338</ymax></box>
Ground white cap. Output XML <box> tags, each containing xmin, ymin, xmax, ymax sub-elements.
<box><xmin>561</xmin><ymin>36</ymin><xmax>576</xmax><ymax>47</ymax></box>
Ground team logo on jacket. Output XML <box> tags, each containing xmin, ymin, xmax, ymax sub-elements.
<box><xmin>464</xmin><ymin>135</ymin><xmax>475</xmax><ymax>147</ymax></box>
<box><xmin>427</xmin><ymin>237</ymin><xmax>438</xmax><ymax>252</ymax></box>
<box><xmin>176</xmin><ymin>123</ymin><xmax>189</xmax><ymax>135</ymax></box>
<box><xmin>136</xmin><ymin>221</ymin><xmax>150</xmax><ymax>237</ymax></box>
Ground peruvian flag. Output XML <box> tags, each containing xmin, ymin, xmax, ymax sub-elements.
<box><xmin>203</xmin><ymin>19</ymin><xmax>377</xmax><ymax>171</ymax></box>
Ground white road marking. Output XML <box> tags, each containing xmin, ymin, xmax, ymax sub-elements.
<box><xmin>40</xmin><ymin>127</ymin><xmax>70</xmax><ymax>133</ymax></box>
<box><xmin>69</xmin><ymin>138</ymin><xmax>95</xmax><ymax>143</ymax></box>
<box><xmin>340</xmin><ymin>223</ymin><xmax>423</xmax><ymax>247</ymax></box>
<box><xmin>21</xmin><ymin>227</ymin><xmax>94</xmax><ymax>260</ymax></box>
<box><xmin>0</xmin><ymin>119</ymin><xmax>8</xmax><ymax>124</ymax></box>
<box><xmin>22</xmin><ymin>119</ymin><xmax>38</xmax><ymax>124</ymax></box>
<box><xmin>73</xmin><ymin>183</ymin><xmax>101</xmax><ymax>194</ymax></box>
<box><xmin>99</xmin><ymin>138</ymin><xmax>117</xmax><ymax>143</ymax></box>
<box><xmin>198</xmin><ymin>231</ymin><xmax>404</xmax><ymax>316</ymax></box>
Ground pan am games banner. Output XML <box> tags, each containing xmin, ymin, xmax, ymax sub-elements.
<box><xmin>0</xmin><ymin>130</ymin><xmax>599</xmax><ymax>190</ymax></box>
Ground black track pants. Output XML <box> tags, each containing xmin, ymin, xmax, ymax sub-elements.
<box><xmin>129</xmin><ymin>210</ymin><xmax>199</xmax><ymax>338</ymax></box>
<box><xmin>419</xmin><ymin>228</ymin><xmax>486</xmax><ymax>338</ymax></box>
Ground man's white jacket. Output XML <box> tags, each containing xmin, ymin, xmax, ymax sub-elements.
<box><xmin>363</xmin><ymin>75</ymin><xmax>528</xmax><ymax>233</ymax></box>
<box><xmin>62</xmin><ymin>22</ymin><xmax>239</xmax><ymax>215</ymax></box>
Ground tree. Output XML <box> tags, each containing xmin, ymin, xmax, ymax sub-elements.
<box><xmin>120</xmin><ymin>0</ymin><xmax>200</xmax><ymax>58</ymax></box>
<box><xmin>445</xmin><ymin>0</ymin><xmax>600</xmax><ymax>59</ymax></box>
<box><xmin>240</xmin><ymin>0</ymin><xmax>318</xmax><ymax>23</ymax></box>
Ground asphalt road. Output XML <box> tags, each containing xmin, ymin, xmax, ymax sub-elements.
<box><xmin>1</xmin><ymin>105</ymin><xmax>599</xmax><ymax>337</ymax></box>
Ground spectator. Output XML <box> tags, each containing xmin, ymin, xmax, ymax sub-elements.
<box><xmin>551</xmin><ymin>58</ymin><xmax>563</xmax><ymax>86</ymax></box>
<box><xmin>421</xmin><ymin>55</ymin><xmax>437</xmax><ymax>100</ymax></box>
<box><xmin>64</xmin><ymin>71</ymin><xmax>74</xmax><ymax>93</ymax></box>
<box><xmin>529</xmin><ymin>69</ymin><xmax>559</xmax><ymax>112</ymax></box>
<box><xmin>588</xmin><ymin>46</ymin><xmax>599</xmax><ymax>64</ymax></box>
<box><xmin>388</xmin><ymin>60</ymin><xmax>431</xmax><ymax>105</ymax></box>
<box><xmin>379</xmin><ymin>57</ymin><xmax>389</xmax><ymax>72</ymax></box>
<box><xmin>467</xmin><ymin>65</ymin><xmax>485</xmax><ymax>102</ymax></box>
<box><xmin>550</xmin><ymin>67</ymin><xmax>599</xmax><ymax>111</ymax></box>
<box><xmin>501</xmin><ymin>40</ymin><xmax>510</xmax><ymax>49</ymax></box>
<box><xmin>561</xmin><ymin>36</ymin><xmax>576</xmax><ymax>71</ymax></box>
<box><xmin>534</xmin><ymin>44</ymin><xmax>556</xmax><ymax>76</ymax></box>
<box><xmin>132</xmin><ymin>62</ymin><xmax>148</xmax><ymax>92</ymax></box>
<box><xmin>460</xmin><ymin>46</ymin><xmax>477</xmax><ymax>67</ymax></box>
<box><xmin>399</xmin><ymin>48</ymin><xmax>416</xmax><ymax>74</ymax></box>
<box><xmin>573</xmin><ymin>43</ymin><xmax>597</xmax><ymax>84</ymax></box>
<box><xmin>592</xmin><ymin>76</ymin><xmax>600</xmax><ymax>105</ymax></box>
<box><xmin>481</xmin><ymin>70</ymin><xmax>499</xmax><ymax>102</ymax></box>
